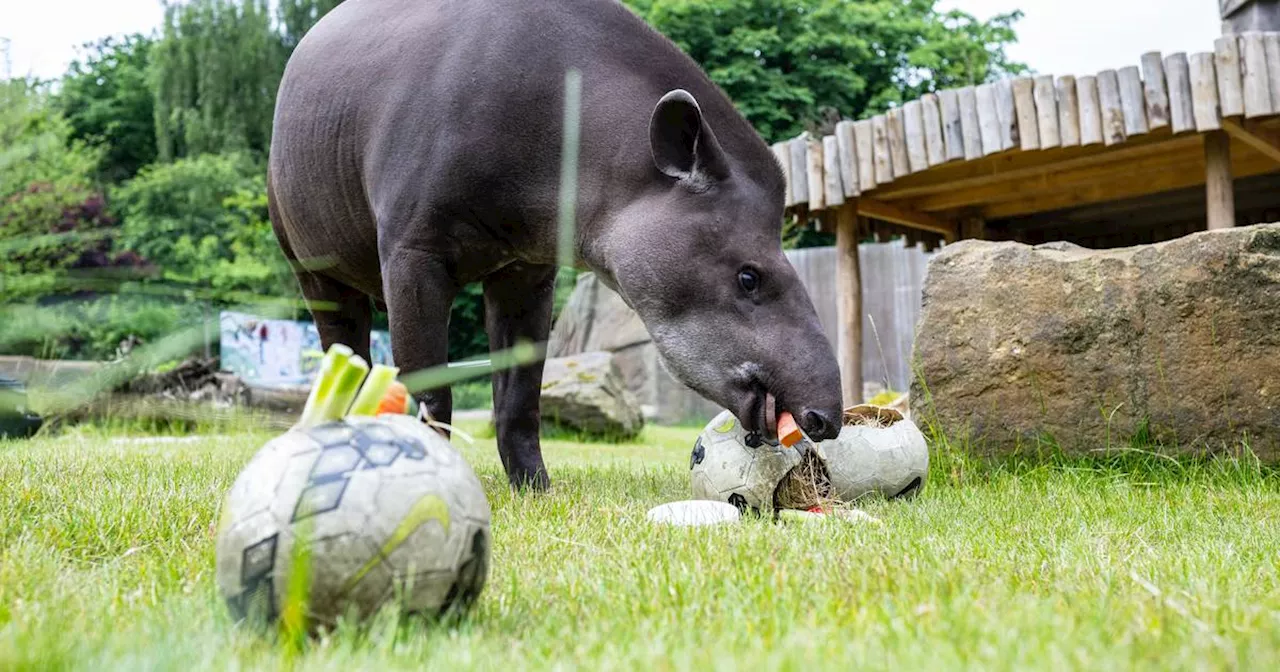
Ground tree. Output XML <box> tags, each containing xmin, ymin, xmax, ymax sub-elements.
<box><xmin>0</xmin><ymin>78</ymin><xmax>133</xmax><ymax>300</ymax></box>
<box><xmin>625</xmin><ymin>0</ymin><xmax>1025</xmax><ymax>144</ymax></box>
<box><xmin>152</xmin><ymin>0</ymin><xmax>285</xmax><ymax>161</ymax></box>
<box><xmin>279</xmin><ymin>0</ymin><xmax>345</xmax><ymax>50</ymax></box>
<box><xmin>151</xmin><ymin>0</ymin><xmax>348</xmax><ymax>162</ymax></box>
<box><xmin>111</xmin><ymin>152</ymin><xmax>295</xmax><ymax>302</ymax></box>
<box><xmin>58</xmin><ymin>34</ymin><xmax>159</xmax><ymax>182</ymax></box>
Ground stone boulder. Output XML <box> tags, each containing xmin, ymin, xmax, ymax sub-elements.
<box><xmin>909</xmin><ymin>223</ymin><xmax>1280</xmax><ymax>460</ymax></box>
<box><xmin>540</xmin><ymin>351</ymin><xmax>645</xmax><ymax>439</ymax></box>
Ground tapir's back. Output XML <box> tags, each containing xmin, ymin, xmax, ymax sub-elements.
<box><xmin>268</xmin><ymin>0</ymin><xmax>780</xmax><ymax>295</ymax></box>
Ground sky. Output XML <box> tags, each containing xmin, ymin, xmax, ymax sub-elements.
<box><xmin>1</xmin><ymin>0</ymin><xmax>1222</xmax><ymax>82</ymax></box>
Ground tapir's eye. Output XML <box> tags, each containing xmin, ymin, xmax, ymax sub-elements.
<box><xmin>738</xmin><ymin>268</ymin><xmax>760</xmax><ymax>294</ymax></box>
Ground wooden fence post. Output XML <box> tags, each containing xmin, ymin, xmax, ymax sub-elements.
<box><xmin>1205</xmin><ymin>130</ymin><xmax>1236</xmax><ymax>230</ymax></box>
<box><xmin>836</xmin><ymin>203</ymin><xmax>863</xmax><ymax>407</ymax></box>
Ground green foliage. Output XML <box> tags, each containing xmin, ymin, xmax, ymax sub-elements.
<box><xmin>111</xmin><ymin>152</ymin><xmax>294</xmax><ymax>300</ymax></box>
<box><xmin>279</xmin><ymin>0</ymin><xmax>346</xmax><ymax>50</ymax></box>
<box><xmin>0</xmin><ymin>79</ymin><xmax>140</xmax><ymax>303</ymax></box>
<box><xmin>151</xmin><ymin>0</ymin><xmax>347</xmax><ymax>162</ymax></box>
<box><xmin>0</xmin><ymin>80</ymin><xmax>104</xmax><ymax>215</ymax></box>
<box><xmin>152</xmin><ymin>0</ymin><xmax>284</xmax><ymax>161</ymax></box>
<box><xmin>625</xmin><ymin>0</ymin><xmax>1026</xmax><ymax>143</ymax></box>
<box><xmin>58</xmin><ymin>34</ymin><xmax>159</xmax><ymax>182</ymax></box>
<box><xmin>0</xmin><ymin>295</ymin><xmax>205</xmax><ymax>361</ymax></box>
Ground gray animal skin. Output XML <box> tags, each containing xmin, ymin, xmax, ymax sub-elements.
<box><xmin>267</xmin><ymin>0</ymin><xmax>843</xmax><ymax>489</ymax></box>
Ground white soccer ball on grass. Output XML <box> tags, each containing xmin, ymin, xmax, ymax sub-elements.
<box><xmin>214</xmin><ymin>413</ymin><xmax>491</xmax><ymax>631</ymax></box>
<box><xmin>689</xmin><ymin>405</ymin><xmax>928</xmax><ymax>514</ymax></box>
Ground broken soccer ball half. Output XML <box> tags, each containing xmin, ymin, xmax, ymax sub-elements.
<box><xmin>689</xmin><ymin>404</ymin><xmax>928</xmax><ymax>515</ymax></box>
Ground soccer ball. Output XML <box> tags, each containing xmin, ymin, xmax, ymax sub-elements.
<box><xmin>215</xmin><ymin>413</ymin><xmax>491</xmax><ymax>631</ymax></box>
<box><xmin>689</xmin><ymin>409</ymin><xmax>802</xmax><ymax>515</ymax></box>
<box><xmin>819</xmin><ymin>406</ymin><xmax>928</xmax><ymax>502</ymax></box>
<box><xmin>689</xmin><ymin>406</ymin><xmax>928</xmax><ymax>513</ymax></box>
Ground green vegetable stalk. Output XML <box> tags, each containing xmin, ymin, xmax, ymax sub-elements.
<box><xmin>296</xmin><ymin>344</ymin><xmax>369</xmax><ymax>428</ymax></box>
<box><xmin>346</xmin><ymin>364</ymin><xmax>400</xmax><ymax>416</ymax></box>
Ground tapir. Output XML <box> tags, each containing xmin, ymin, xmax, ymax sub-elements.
<box><xmin>267</xmin><ymin>0</ymin><xmax>844</xmax><ymax>489</ymax></box>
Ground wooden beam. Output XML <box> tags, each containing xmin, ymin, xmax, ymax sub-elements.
<box><xmin>856</xmin><ymin>197</ymin><xmax>958</xmax><ymax>240</ymax></box>
<box><xmin>1221</xmin><ymin>117</ymin><xmax>1280</xmax><ymax>164</ymax></box>
<box><xmin>908</xmin><ymin>137</ymin><xmax>1207</xmax><ymax>212</ymax></box>
<box><xmin>835</xmin><ymin>204</ymin><xmax>863</xmax><ymax>407</ymax></box>
<box><xmin>1205</xmin><ymin>130</ymin><xmax>1235</xmax><ymax>230</ymax></box>
<box><xmin>977</xmin><ymin>141</ymin><xmax>1279</xmax><ymax>220</ymax></box>
<box><xmin>880</xmin><ymin>132</ymin><xmax>1204</xmax><ymax>204</ymax></box>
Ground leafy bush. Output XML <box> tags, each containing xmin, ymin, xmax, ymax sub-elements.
<box><xmin>111</xmin><ymin>152</ymin><xmax>296</xmax><ymax>304</ymax></box>
<box><xmin>0</xmin><ymin>295</ymin><xmax>206</xmax><ymax>361</ymax></box>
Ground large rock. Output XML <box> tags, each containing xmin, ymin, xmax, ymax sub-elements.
<box><xmin>540</xmin><ymin>351</ymin><xmax>645</xmax><ymax>439</ymax></box>
<box><xmin>910</xmin><ymin>223</ymin><xmax>1280</xmax><ymax>460</ymax></box>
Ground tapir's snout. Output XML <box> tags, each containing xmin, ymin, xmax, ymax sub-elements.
<box><xmin>771</xmin><ymin>296</ymin><xmax>845</xmax><ymax>443</ymax></box>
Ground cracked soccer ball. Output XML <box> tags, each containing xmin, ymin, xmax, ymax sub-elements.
<box><xmin>214</xmin><ymin>414</ymin><xmax>491</xmax><ymax>631</ymax></box>
<box><xmin>689</xmin><ymin>406</ymin><xmax>928</xmax><ymax>513</ymax></box>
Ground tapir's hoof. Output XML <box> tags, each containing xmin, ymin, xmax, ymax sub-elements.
<box><xmin>508</xmin><ymin>469</ymin><xmax>551</xmax><ymax>493</ymax></box>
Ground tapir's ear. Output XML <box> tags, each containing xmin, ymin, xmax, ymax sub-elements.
<box><xmin>649</xmin><ymin>89</ymin><xmax>731</xmax><ymax>184</ymax></box>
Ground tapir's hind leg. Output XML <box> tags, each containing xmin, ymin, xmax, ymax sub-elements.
<box><xmin>380</xmin><ymin>247</ymin><xmax>458</xmax><ymax>434</ymax></box>
<box><xmin>268</xmin><ymin>191</ymin><xmax>373</xmax><ymax>363</ymax></box>
<box><xmin>297</xmin><ymin>273</ymin><xmax>373</xmax><ymax>364</ymax></box>
<box><xmin>483</xmin><ymin>261</ymin><xmax>556</xmax><ymax>491</ymax></box>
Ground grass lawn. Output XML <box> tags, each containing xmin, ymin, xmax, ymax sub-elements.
<box><xmin>3</xmin><ymin>419</ymin><xmax>1279</xmax><ymax>670</ymax></box>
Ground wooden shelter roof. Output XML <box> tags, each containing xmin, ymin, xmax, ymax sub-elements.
<box><xmin>776</xmin><ymin>31</ymin><xmax>1280</xmax><ymax>246</ymax></box>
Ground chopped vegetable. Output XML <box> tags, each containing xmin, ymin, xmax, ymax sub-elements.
<box><xmin>295</xmin><ymin>344</ymin><xmax>369</xmax><ymax>428</ymax></box>
<box><xmin>296</xmin><ymin>344</ymin><xmax>352</xmax><ymax>428</ymax></box>
<box><xmin>347</xmin><ymin>365</ymin><xmax>401</xmax><ymax>416</ymax></box>
<box><xmin>322</xmin><ymin>354</ymin><xmax>369</xmax><ymax>422</ymax></box>
<box><xmin>376</xmin><ymin>381</ymin><xmax>410</xmax><ymax>416</ymax></box>
<box><xmin>778</xmin><ymin>411</ymin><xmax>803</xmax><ymax>447</ymax></box>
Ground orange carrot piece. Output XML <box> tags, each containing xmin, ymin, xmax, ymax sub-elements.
<box><xmin>779</xmin><ymin>411</ymin><xmax>803</xmax><ymax>447</ymax></box>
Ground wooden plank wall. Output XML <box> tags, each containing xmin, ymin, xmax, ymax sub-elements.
<box><xmin>779</xmin><ymin>30</ymin><xmax>1280</xmax><ymax>214</ymax></box>
<box><xmin>784</xmin><ymin>241</ymin><xmax>936</xmax><ymax>396</ymax></box>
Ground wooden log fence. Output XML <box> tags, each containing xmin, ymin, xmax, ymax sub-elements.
<box><xmin>777</xmin><ymin>31</ymin><xmax>1280</xmax><ymax>218</ymax></box>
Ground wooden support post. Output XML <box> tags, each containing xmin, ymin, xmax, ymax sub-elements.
<box><xmin>835</xmin><ymin>204</ymin><xmax>863</xmax><ymax>407</ymax></box>
<box><xmin>960</xmin><ymin>216</ymin><xmax>988</xmax><ymax>240</ymax></box>
<box><xmin>1205</xmin><ymin>130</ymin><xmax>1235</xmax><ymax>230</ymax></box>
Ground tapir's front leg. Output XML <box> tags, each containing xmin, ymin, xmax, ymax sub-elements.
<box><xmin>483</xmin><ymin>262</ymin><xmax>556</xmax><ymax>491</ymax></box>
<box><xmin>381</xmin><ymin>248</ymin><xmax>458</xmax><ymax>432</ymax></box>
